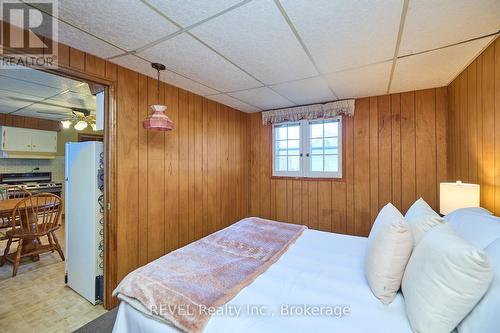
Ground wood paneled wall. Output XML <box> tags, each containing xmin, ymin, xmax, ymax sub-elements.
<box><xmin>116</xmin><ymin>67</ymin><xmax>249</xmax><ymax>281</ymax></box>
<box><xmin>248</xmin><ymin>88</ymin><xmax>448</xmax><ymax>236</ymax></box>
<box><xmin>0</xmin><ymin>24</ymin><xmax>250</xmax><ymax>307</ymax></box>
<box><xmin>448</xmin><ymin>37</ymin><xmax>500</xmax><ymax>215</ymax></box>
<box><xmin>0</xmin><ymin>113</ymin><xmax>61</xmax><ymax>131</ymax></box>
<box><xmin>81</xmin><ymin>57</ymin><xmax>249</xmax><ymax>302</ymax></box>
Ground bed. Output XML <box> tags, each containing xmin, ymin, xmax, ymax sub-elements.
<box><xmin>112</xmin><ymin>228</ymin><xmax>412</xmax><ymax>333</ymax></box>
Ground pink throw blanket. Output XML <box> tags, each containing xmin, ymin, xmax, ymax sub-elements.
<box><xmin>113</xmin><ymin>217</ymin><xmax>306</xmax><ymax>333</ymax></box>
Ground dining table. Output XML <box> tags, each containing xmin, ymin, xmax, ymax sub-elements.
<box><xmin>0</xmin><ymin>198</ymin><xmax>42</xmax><ymax>262</ymax></box>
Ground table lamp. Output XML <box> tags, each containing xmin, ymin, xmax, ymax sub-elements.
<box><xmin>440</xmin><ymin>181</ymin><xmax>480</xmax><ymax>215</ymax></box>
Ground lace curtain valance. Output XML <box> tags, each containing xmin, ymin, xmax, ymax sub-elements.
<box><xmin>262</xmin><ymin>99</ymin><xmax>355</xmax><ymax>125</ymax></box>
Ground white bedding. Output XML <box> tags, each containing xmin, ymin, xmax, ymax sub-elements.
<box><xmin>113</xmin><ymin>229</ymin><xmax>412</xmax><ymax>333</ymax></box>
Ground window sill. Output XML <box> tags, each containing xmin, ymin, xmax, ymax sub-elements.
<box><xmin>270</xmin><ymin>175</ymin><xmax>345</xmax><ymax>182</ymax></box>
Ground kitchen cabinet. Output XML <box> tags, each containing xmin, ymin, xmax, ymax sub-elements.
<box><xmin>0</xmin><ymin>126</ymin><xmax>58</xmax><ymax>158</ymax></box>
<box><xmin>1</xmin><ymin>126</ymin><xmax>32</xmax><ymax>152</ymax></box>
<box><xmin>30</xmin><ymin>129</ymin><xmax>58</xmax><ymax>153</ymax></box>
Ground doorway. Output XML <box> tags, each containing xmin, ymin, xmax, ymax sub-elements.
<box><xmin>0</xmin><ymin>62</ymin><xmax>113</xmax><ymax>331</ymax></box>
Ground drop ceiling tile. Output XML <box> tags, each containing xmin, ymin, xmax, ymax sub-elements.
<box><xmin>145</xmin><ymin>0</ymin><xmax>244</xmax><ymax>27</ymax></box>
<box><xmin>139</xmin><ymin>33</ymin><xmax>262</xmax><ymax>92</ymax></box>
<box><xmin>1</xmin><ymin>2</ymin><xmax>122</xmax><ymax>59</ymax></box>
<box><xmin>270</xmin><ymin>76</ymin><xmax>335</xmax><ymax>105</ymax></box>
<box><xmin>0</xmin><ymin>103</ymin><xmax>26</xmax><ymax>114</ymax></box>
<box><xmin>111</xmin><ymin>55</ymin><xmax>157</xmax><ymax>78</ymax></box>
<box><xmin>13</xmin><ymin>105</ymin><xmax>73</xmax><ymax>120</ymax></box>
<box><xmin>228</xmin><ymin>87</ymin><xmax>295</xmax><ymax>110</ymax></box>
<box><xmin>207</xmin><ymin>94</ymin><xmax>260</xmax><ymax>113</ymax></box>
<box><xmin>229</xmin><ymin>87</ymin><xmax>295</xmax><ymax>110</ymax></box>
<box><xmin>68</xmin><ymin>83</ymin><xmax>93</xmax><ymax>96</ymax></box>
<box><xmin>58</xmin><ymin>21</ymin><xmax>123</xmax><ymax>59</ymax></box>
<box><xmin>0</xmin><ymin>105</ymin><xmax>16</xmax><ymax>114</ymax></box>
<box><xmin>0</xmin><ymin>91</ymin><xmax>34</xmax><ymax>113</ymax></box>
<box><xmin>0</xmin><ymin>67</ymin><xmax>82</xmax><ymax>90</ymax></box>
<box><xmin>57</xmin><ymin>0</ymin><xmax>179</xmax><ymax>51</ymax></box>
<box><xmin>399</xmin><ymin>0</ymin><xmax>500</xmax><ymax>56</ymax></box>
<box><xmin>49</xmin><ymin>91</ymin><xmax>96</xmax><ymax>110</ymax></box>
<box><xmin>325</xmin><ymin>61</ymin><xmax>392</xmax><ymax>99</ymax></box>
<box><xmin>391</xmin><ymin>37</ymin><xmax>494</xmax><ymax>93</ymax></box>
<box><xmin>163</xmin><ymin>71</ymin><xmax>220</xmax><ymax>96</ymax></box>
<box><xmin>0</xmin><ymin>76</ymin><xmax>60</xmax><ymax>98</ymax></box>
<box><xmin>191</xmin><ymin>0</ymin><xmax>317</xmax><ymax>85</ymax></box>
<box><xmin>280</xmin><ymin>0</ymin><xmax>403</xmax><ymax>73</ymax></box>
<box><xmin>111</xmin><ymin>55</ymin><xmax>219</xmax><ymax>96</ymax></box>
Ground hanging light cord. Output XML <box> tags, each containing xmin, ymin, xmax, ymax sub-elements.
<box><xmin>157</xmin><ymin>67</ymin><xmax>160</xmax><ymax>103</ymax></box>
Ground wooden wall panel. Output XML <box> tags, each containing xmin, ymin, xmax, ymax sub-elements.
<box><xmin>137</xmin><ymin>74</ymin><xmax>149</xmax><ymax>266</ymax></box>
<box><xmin>178</xmin><ymin>90</ymin><xmax>190</xmax><ymax>248</ymax></box>
<box><xmin>353</xmin><ymin>98</ymin><xmax>370</xmax><ymax>235</ymax></box>
<box><xmin>249</xmin><ymin>113</ymin><xmax>261</xmax><ymax>216</ymax></box>
<box><xmin>165</xmin><ymin>84</ymin><xmax>179</xmax><ymax>254</ymax></box>
<box><xmin>0</xmin><ymin>20</ymin><xmax>250</xmax><ymax>309</ymax></box>
<box><xmin>391</xmin><ymin>94</ymin><xmax>402</xmax><ymax>209</ymax></box>
<box><xmin>0</xmin><ymin>114</ymin><xmax>61</xmax><ymax>131</ymax></box>
<box><xmin>248</xmin><ymin>88</ymin><xmax>448</xmax><ymax>236</ymax></box>
<box><xmin>448</xmin><ymin>37</ymin><xmax>500</xmax><ymax>215</ymax></box>
<box><xmin>416</xmin><ymin>89</ymin><xmax>437</xmax><ymax>209</ymax></box>
<box><xmin>436</xmin><ymin>87</ymin><xmax>448</xmax><ymax>208</ymax></box>
<box><xmin>147</xmin><ymin>78</ymin><xmax>166</xmax><ymax>261</ymax></box>
<box><xmin>368</xmin><ymin>97</ymin><xmax>379</xmax><ymax>222</ymax></box>
<box><xmin>116</xmin><ymin>67</ymin><xmax>139</xmax><ymax>281</ymax></box>
<box><xmin>344</xmin><ymin>115</ymin><xmax>355</xmax><ymax>235</ymax></box>
<box><xmin>378</xmin><ymin>95</ymin><xmax>393</xmax><ymax>209</ymax></box>
<box><xmin>207</xmin><ymin>101</ymin><xmax>218</xmax><ymax>235</ymax></box>
<box><xmin>115</xmin><ymin>80</ymin><xmax>249</xmax><ymax>282</ymax></box>
<box><xmin>53</xmin><ymin>45</ymin><xmax>248</xmax><ymax>300</ymax></box>
<box><xmin>400</xmin><ymin>92</ymin><xmax>416</xmax><ymax>213</ymax></box>
<box><xmin>447</xmin><ymin>38</ymin><xmax>500</xmax><ymax>215</ymax></box>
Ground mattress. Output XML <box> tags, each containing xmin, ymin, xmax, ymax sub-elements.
<box><xmin>113</xmin><ymin>229</ymin><xmax>412</xmax><ymax>333</ymax></box>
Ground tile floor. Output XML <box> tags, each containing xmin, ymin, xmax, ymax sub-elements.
<box><xmin>0</xmin><ymin>221</ymin><xmax>107</xmax><ymax>333</ymax></box>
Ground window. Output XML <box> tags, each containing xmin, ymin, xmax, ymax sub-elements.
<box><xmin>272</xmin><ymin>117</ymin><xmax>342</xmax><ymax>179</ymax></box>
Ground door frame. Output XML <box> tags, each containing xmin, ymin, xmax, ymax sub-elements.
<box><xmin>43</xmin><ymin>65</ymin><xmax>118</xmax><ymax>310</ymax></box>
<box><xmin>0</xmin><ymin>59</ymin><xmax>119</xmax><ymax>309</ymax></box>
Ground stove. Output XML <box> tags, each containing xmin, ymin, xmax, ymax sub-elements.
<box><xmin>0</xmin><ymin>172</ymin><xmax>62</xmax><ymax>197</ymax></box>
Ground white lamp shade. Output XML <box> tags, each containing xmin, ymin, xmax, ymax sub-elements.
<box><xmin>61</xmin><ymin>120</ymin><xmax>72</xmax><ymax>129</ymax></box>
<box><xmin>440</xmin><ymin>181</ymin><xmax>480</xmax><ymax>215</ymax></box>
<box><xmin>74</xmin><ymin>120</ymin><xmax>88</xmax><ymax>131</ymax></box>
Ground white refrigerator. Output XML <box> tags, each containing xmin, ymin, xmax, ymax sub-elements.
<box><xmin>65</xmin><ymin>141</ymin><xmax>104</xmax><ymax>304</ymax></box>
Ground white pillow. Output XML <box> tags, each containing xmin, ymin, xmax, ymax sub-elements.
<box><xmin>446</xmin><ymin>208</ymin><xmax>500</xmax><ymax>249</ymax></box>
<box><xmin>365</xmin><ymin>203</ymin><xmax>413</xmax><ymax>304</ymax></box>
<box><xmin>405</xmin><ymin>198</ymin><xmax>444</xmax><ymax>245</ymax></box>
<box><xmin>458</xmin><ymin>237</ymin><xmax>500</xmax><ymax>333</ymax></box>
<box><xmin>402</xmin><ymin>224</ymin><xmax>493</xmax><ymax>333</ymax></box>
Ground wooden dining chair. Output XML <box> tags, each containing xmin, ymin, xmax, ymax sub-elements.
<box><xmin>0</xmin><ymin>193</ymin><xmax>64</xmax><ymax>277</ymax></box>
<box><xmin>0</xmin><ymin>186</ymin><xmax>31</xmax><ymax>230</ymax></box>
<box><xmin>0</xmin><ymin>186</ymin><xmax>30</xmax><ymax>199</ymax></box>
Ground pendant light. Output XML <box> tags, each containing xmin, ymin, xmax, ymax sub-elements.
<box><xmin>143</xmin><ymin>63</ymin><xmax>175</xmax><ymax>131</ymax></box>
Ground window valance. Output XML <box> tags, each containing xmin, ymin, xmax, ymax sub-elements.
<box><xmin>262</xmin><ymin>99</ymin><xmax>355</xmax><ymax>125</ymax></box>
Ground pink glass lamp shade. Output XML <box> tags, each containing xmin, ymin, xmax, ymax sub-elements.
<box><xmin>143</xmin><ymin>104</ymin><xmax>174</xmax><ymax>131</ymax></box>
<box><xmin>143</xmin><ymin>62</ymin><xmax>175</xmax><ymax>131</ymax></box>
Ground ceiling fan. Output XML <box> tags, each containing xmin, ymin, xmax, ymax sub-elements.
<box><xmin>8</xmin><ymin>96</ymin><xmax>97</xmax><ymax>131</ymax></box>
<box><xmin>36</xmin><ymin>108</ymin><xmax>96</xmax><ymax>131</ymax></box>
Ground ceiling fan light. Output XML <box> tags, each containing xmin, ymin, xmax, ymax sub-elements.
<box><xmin>74</xmin><ymin>120</ymin><xmax>88</xmax><ymax>131</ymax></box>
<box><xmin>61</xmin><ymin>120</ymin><xmax>72</xmax><ymax>129</ymax></box>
